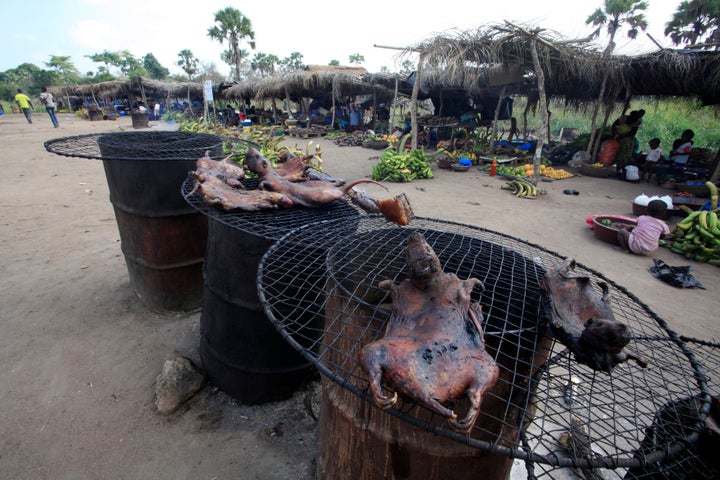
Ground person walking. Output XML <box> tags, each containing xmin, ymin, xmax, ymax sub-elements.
<box><xmin>14</xmin><ymin>88</ymin><xmax>33</xmax><ymax>124</ymax></box>
<box><xmin>39</xmin><ymin>87</ymin><xmax>60</xmax><ymax>128</ymax></box>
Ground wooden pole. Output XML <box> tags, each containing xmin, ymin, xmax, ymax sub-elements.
<box><xmin>390</xmin><ymin>77</ymin><xmax>399</xmax><ymax>133</ymax></box>
<box><xmin>530</xmin><ymin>39</ymin><xmax>549</xmax><ymax>184</ymax></box>
<box><xmin>410</xmin><ymin>54</ymin><xmax>425</xmax><ymax>151</ymax></box>
<box><xmin>489</xmin><ymin>86</ymin><xmax>508</xmax><ymax>154</ymax></box>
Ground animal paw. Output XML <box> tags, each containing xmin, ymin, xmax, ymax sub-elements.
<box><xmin>449</xmin><ymin>413</ymin><xmax>475</xmax><ymax>433</ymax></box>
<box><xmin>374</xmin><ymin>391</ymin><xmax>398</xmax><ymax>409</ymax></box>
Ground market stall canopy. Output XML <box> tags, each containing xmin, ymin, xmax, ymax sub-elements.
<box><xmin>50</xmin><ymin>78</ymin><xmax>203</xmax><ymax>102</ymax></box>
<box><xmin>223</xmin><ymin>65</ymin><xmax>396</xmax><ymax>104</ymax></box>
<box><xmin>400</xmin><ymin>23</ymin><xmax>720</xmax><ymax>105</ymax></box>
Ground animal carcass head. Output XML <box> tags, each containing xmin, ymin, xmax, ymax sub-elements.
<box><xmin>406</xmin><ymin>232</ymin><xmax>442</xmax><ymax>282</ymax></box>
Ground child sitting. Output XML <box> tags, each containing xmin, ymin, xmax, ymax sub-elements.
<box><xmin>617</xmin><ymin>199</ymin><xmax>670</xmax><ymax>255</ymax></box>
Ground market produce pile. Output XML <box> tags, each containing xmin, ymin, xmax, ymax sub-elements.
<box><xmin>370</xmin><ymin>134</ymin><xmax>436</xmax><ymax>182</ymax></box>
<box><xmin>481</xmin><ymin>161</ymin><xmax>574</xmax><ymax>179</ymax></box>
<box><xmin>662</xmin><ymin>182</ymin><xmax>720</xmax><ymax>265</ymax></box>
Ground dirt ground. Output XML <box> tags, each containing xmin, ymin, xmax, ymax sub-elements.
<box><xmin>0</xmin><ymin>111</ymin><xmax>717</xmax><ymax>480</ymax></box>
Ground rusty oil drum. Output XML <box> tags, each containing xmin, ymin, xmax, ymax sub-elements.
<box><xmin>317</xmin><ymin>228</ymin><xmax>553</xmax><ymax>480</ymax></box>
<box><xmin>97</xmin><ymin>131</ymin><xmax>223</xmax><ymax>313</ymax></box>
<box><xmin>131</xmin><ymin>111</ymin><xmax>149</xmax><ymax>129</ymax></box>
<box><xmin>199</xmin><ymin>218</ymin><xmax>315</xmax><ymax>404</ymax></box>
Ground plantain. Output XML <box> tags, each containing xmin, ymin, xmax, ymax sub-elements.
<box><xmin>707</xmin><ymin>181</ymin><xmax>718</xmax><ymax>210</ymax></box>
<box><xmin>698</xmin><ymin>211</ymin><xmax>709</xmax><ymax>230</ymax></box>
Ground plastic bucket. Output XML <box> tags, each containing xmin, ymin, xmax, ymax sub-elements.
<box><xmin>97</xmin><ymin>131</ymin><xmax>224</xmax><ymax>312</ymax></box>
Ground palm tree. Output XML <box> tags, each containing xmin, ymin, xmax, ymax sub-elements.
<box><xmin>207</xmin><ymin>7</ymin><xmax>255</xmax><ymax>82</ymax></box>
<box><xmin>665</xmin><ymin>0</ymin><xmax>720</xmax><ymax>49</ymax></box>
<box><xmin>250</xmin><ymin>53</ymin><xmax>279</xmax><ymax>78</ymax></box>
<box><xmin>584</xmin><ymin>0</ymin><xmax>648</xmax><ymax>156</ymax></box>
<box><xmin>177</xmin><ymin>49</ymin><xmax>199</xmax><ymax>80</ymax></box>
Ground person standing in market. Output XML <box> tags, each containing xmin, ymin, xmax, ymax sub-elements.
<box><xmin>14</xmin><ymin>88</ymin><xmax>33</xmax><ymax>124</ymax></box>
<box><xmin>611</xmin><ymin>109</ymin><xmax>645</xmax><ymax>179</ymax></box>
<box><xmin>376</xmin><ymin>103</ymin><xmax>390</xmax><ymax>133</ymax></box>
<box><xmin>39</xmin><ymin>87</ymin><xmax>60</xmax><ymax>128</ymax></box>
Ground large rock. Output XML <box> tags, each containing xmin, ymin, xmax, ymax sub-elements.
<box><xmin>155</xmin><ymin>356</ymin><xmax>206</xmax><ymax>414</ymax></box>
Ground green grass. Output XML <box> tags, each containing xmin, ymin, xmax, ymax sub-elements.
<box><xmin>523</xmin><ymin>97</ymin><xmax>720</xmax><ymax>152</ymax></box>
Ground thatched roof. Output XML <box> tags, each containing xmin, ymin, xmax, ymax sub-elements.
<box><xmin>401</xmin><ymin>23</ymin><xmax>720</xmax><ymax>105</ymax></box>
<box><xmin>50</xmin><ymin>78</ymin><xmax>203</xmax><ymax>101</ymax></box>
<box><xmin>222</xmin><ymin>65</ymin><xmax>396</xmax><ymax>104</ymax></box>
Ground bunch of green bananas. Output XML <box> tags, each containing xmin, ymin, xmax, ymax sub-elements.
<box><xmin>664</xmin><ymin>207</ymin><xmax>720</xmax><ymax>265</ymax></box>
<box><xmin>501</xmin><ymin>178</ymin><xmax>538</xmax><ymax>199</ymax></box>
<box><xmin>370</xmin><ymin>147</ymin><xmax>433</xmax><ymax>182</ymax></box>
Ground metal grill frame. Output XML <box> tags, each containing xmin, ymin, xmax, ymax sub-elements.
<box><xmin>256</xmin><ymin>216</ymin><xmax>710</xmax><ymax>471</ymax></box>
<box><xmin>44</xmin><ymin>131</ymin><xmax>252</xmax><ymax>161</ymax></box>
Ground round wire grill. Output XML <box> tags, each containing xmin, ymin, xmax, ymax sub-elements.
<box><xmin>181</xmin><ymin>176</ymin><xmax>365</xmax><ymax>240</ymax></box>
<box><xmin>257</xmin><ymin>216</ymin><xmax>709</xmax><ymax>471</ymax></box>
<box><xmin>44</xmin><ymin>131</ymin><xmax>254</xmax><ymax>161</ymax></box>
<box><xmin>524</xmin><ymin>338</ymin><xmax>719</xmax><ymax>479</ymax></box>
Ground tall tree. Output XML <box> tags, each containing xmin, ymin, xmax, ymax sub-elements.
<box><xmin>207</xmin><ymin>7</ymin><xmax>255</xmax><ymax>82</ymax></box>
<box><xmin>177</xmin><ymin>49</ymin><xmax>199</xmax><ymax>80</ymax></box>
<box><xmin>117</xmin><ymin>50</ymin><xmax>146</xmax><ymax>78</ymax></box>
<box><xmin>665</xmin><ymin>0</ymin><xmax>720</xmax><ymax>49</ymax></box>
<box><xmin>143</xmin><ymin>53</ymin><xmax>169</xmax><ymax>80</ymax></box>
<box><xmin>250</xmin><ymin>52</ymin><xmax>280</xmax><ymax>77</ymax></box>
<box><xmin>348</xmin><ymin>53</ymin><xmax>365</xmax><ymax>65</ymax></box>
<box><xmin>279</xmin><ymin>52</ymin><xmax>305</xmax><ymax>72</ymax></box>
<box><xmin>584</xmin><ymin>0</ymin><xmax>648</xmax><ymax>155</ymax></box>
<box><xmin>45</xmin><ymin>55</ymin><xmax>80</xmax><ymax>84</ymax></box>
<box><xmin>86</xmin><ymin>50</ymin><xmax>122</xmax><ymax>76</ymax></box>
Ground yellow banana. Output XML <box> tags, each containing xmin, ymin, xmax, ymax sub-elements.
<box><xmin>699</xmin><ymin>211</ymin><xmax>709</xmax><ymax>230</ymax></box>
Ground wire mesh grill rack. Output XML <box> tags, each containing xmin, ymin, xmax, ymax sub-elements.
<box><xmin>256</xmin><ymin>216</ymin><xmax>710</xmax><ymax>474</ymax></box>
<box><xmin>525</xmin><ymin>338</ymin><xmax>719</xmax><ymax>479</ymax></box>
<box><xmin>181</xmin><ymin>176</ymin><xmax>365</xmax><ymax>241</ymax></box>
<box><xmin>44</xmin><ymin>131</ymin><xmax>252</xmax><ymax>161</ymax></box>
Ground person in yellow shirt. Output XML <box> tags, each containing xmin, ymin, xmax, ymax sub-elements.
<box><xmin>14</xmin><ymin>88</ymin><xmax>33</xmax><ymax>124</ymax></box>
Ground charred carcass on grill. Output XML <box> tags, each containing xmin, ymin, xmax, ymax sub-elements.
<box><xmin>188</xmin><ymin>147</ymin><xmax>416</xmax><ymax>225</ymax></box>
<box><xmin>541</xmin><ymin>258</ymin><xmax>647</xmax><ymax>372</ymax></box>
<box><xmin>193</xmin><ymin>153</ymin><xmax>246</xmax><ymax>187</ymax></box>
<box><xmin>187</xmin><ymin>152</ymin><xmax>293</xmax><ymax>212</ymax></box>
<box><xmin>245</xmin><ymin>147</ymin><xmax>386</xmax><ymax>208</ymax></box>
<box><xmin>359</xmin><ymin>232</ymin><xmax>499</xmax><ymax>432</ymax></box>
<box><xmin>245</xmin><ymin>147</ymin><xmax>415</xmax><ymax>225</ymax></box>
<box><xmin>188</xmin><ymin>174</ymin><xmax>293</xmax><ymax>212</ymax></box>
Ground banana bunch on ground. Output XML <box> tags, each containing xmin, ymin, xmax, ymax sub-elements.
<box><xmin>370</xmin><ymin>134</ymin><xmax>434</xmax><ymax>182</ymax></box>
<box><xmin>371</xmin><ymin>147</ymin><xmax>433</xmax><ymax>182</ymax></box>
<box><xmin>662</xmin><ymin>182</ymin><xmax>720</xmax><ymax>265</ymax></box>
<box><xmin>501</xmin><ymin>177</ymin><xmax>539</xmax><ymax>199</ymax></box>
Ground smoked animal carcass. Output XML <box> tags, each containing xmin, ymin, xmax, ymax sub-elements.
<box><xmin>245</xmin><ymin>147</ymin><xmax>415</xmax><ymax>225</ymax></box>
<box><xmin>541</xmin><ymin>258</ymin><xmax>647</xmax><ymax>372</ymax></box>
<box><xmin>359</xmin><ymin>232</ymin><xmax>499</xmax><ymax>432</ymax></box>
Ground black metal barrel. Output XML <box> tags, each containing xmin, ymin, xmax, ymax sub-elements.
<box><xmin>97</xmin><ymin>131</ymin><xmax>224</xmax><ymax>312</ymax></box>
<box><xmin>199</xmin><ymin>219</ymin><xmax>316</xmax><ymax>404</ymax></box>
<box><xmin>131</xmin><ymin>111</ymin><xmax>149</xmax><ymax>129</ymax></box>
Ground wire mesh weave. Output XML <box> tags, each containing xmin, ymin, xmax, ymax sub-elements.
<box><xmin>256</xmin><ymin>216</ymin><xmax>709</xmax><ymax>472</ymax></box>
<box><xmin>44</xmin><ymin>131</ymin><xmax>251</xmax><ymax>161</ymax></box>
<box><xmin>181</xmin><ymin>176</ymin><xmax>364</xmax><ymax>241</ymax></box>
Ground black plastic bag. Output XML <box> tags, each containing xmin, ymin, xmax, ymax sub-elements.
<box><xmin>648</xmin><ymin>259</ymin><xmax>705</xmax><ymax>289</ymax></box>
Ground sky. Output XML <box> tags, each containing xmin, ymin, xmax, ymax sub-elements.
<box><xmin>0</xmin><ymin>0</ymin><xmax>686</xmax><ymax>78</ymax></box>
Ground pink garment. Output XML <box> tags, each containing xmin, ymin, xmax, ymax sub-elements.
<box><xmin>628</xmin><ymin>215</ymin><xmax>670</xmax><ymax>255</ymax></box>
